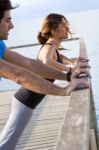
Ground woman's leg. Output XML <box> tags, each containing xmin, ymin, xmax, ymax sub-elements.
<box><xmin>0</xmin><ymin>96</ymin><xmax>33</xmax><ymax>150</ymax></box>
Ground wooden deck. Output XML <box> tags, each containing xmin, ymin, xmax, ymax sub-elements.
<box><xmin>0</xmin><ymin>81</ymin><xmax>71</xmax><ymax>150</ymax></box>
<box><xmin>0</xmin><ymin>84</ymin><xmax>99</xmax><ymax>150</ymax></box>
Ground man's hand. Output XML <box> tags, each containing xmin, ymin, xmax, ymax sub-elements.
<box><xmin>71</xmin><ymin>67</ymin><xmax>91</xmax><ymax>79</ymax></box>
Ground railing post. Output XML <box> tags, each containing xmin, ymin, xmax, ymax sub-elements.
<box><xmin>55</xmin><ymin>37</ymin><xmax>98</xmax><ymax>150</ymax></box>
<box><xmin>79</xmin><ymin>38</ymin><xmax>98</xmax><ymax>149</ymax></box>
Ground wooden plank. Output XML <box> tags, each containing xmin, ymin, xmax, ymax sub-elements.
<box><xmin>55</xmin><ymin>89</ymin><xmax>90</xmax><ymax>150</ymax></box>
<box><xmin>0</xmin><ymin>89</ymin><xmax>70</xmax><ymax>150</ymax></box>
<box><xmin>55</xmin><ymin>38</ymin><xmax>91</xmax><ymax>150</ymax></box>
<box><xmin>90</xmin><ymin>86</ymin><xmax>99</xmax><ymax>148</ymax></box>
<box><xmin>79</xmin><ymin>37</ymin><xmax>99</xmax><ymax>148</ymax></box>
<box><xmin>79</xmin><ymin>37</ymin><xmax>88</xmax><ymax>57</ymax></box>
<box><xmin>90</xmin><ymin>129</ymin><xmax>97</xmax><ymax>150</ymax></box>
<box><xmin>55</xmin><ymin>38</ymin><xmax>99</xmax><ymax>150</ymax></box>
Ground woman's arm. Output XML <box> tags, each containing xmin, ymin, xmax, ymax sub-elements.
<box><xmin>44</xmin><ymin>59</ymin><xmax>71</xmax><ymax>72</ymax></box>
<box><xmin>59</xmin><ymin>53</ymin><xmax>75</xmax><ymax>65</ymax></box>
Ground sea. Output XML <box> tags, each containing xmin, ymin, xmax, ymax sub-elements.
<box><xmin>0</xmin><ymin>9</ymin><xmax>99</xmax><ymax>129</ymax></box>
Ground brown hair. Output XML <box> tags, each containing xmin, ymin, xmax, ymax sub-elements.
<box><xmin>0</xmin><ymin>0</ymin><xmax>18</xmax><ymax>21</ymax></box>
<box><xmin>37</xmin><ymin>13</ymin><xmax>71</xmax><ymax>45</ymax></box>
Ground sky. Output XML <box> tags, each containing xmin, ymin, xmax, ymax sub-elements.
<box><xmin>11</xmin><ymin>0</ymin><xmax>99</xmax><ymax>21</ymax></box>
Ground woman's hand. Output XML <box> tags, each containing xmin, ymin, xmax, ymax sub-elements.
<box><xmin>72</xmin><ymin>61</ymin><xmax>90</xmax><ymax>72</ymax></box>
<box><xmin>74</xmin><ymin>56</ymin><xmax>89</xmax><ymax>65</ymax></box>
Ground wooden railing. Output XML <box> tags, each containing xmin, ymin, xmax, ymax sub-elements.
<box><xmin>9</xmin><ymin>37</ymin><xmax>98</xmax><ymax>150</ymax></box>
<box><xmin>55</xmin><ymin>38</ymin><xmax>99</xmax><ymax>150</ymax></box>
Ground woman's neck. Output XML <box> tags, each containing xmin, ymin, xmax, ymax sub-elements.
<box><xmin>47</xmin><ymin>38</ymin><xmax>61</xmax><ymax>49</ymax></box>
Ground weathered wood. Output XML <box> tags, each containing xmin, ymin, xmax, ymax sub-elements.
<box><xmin>90</xmin><ymin>129</ymin><xmax>97</xmax><ymax>150</ymax></box>
<box><xmin>79</xmin><ymin>37</ymin><xmax>88</xmax><ymax>57</ymax></box>
<box><xmin>79</xmin><ymin>38</ymin><xmax>99</xmax><ymax>148</ymax></box>
<box><xmin>55</xmin><ymin>89</ymin><xmax>90</xmax><ymax>150</ymax></box>
<box><xmin>55</xmin><ymin>38</ymin><xmax>98</xmax><ymax>150</ymax></box>
<box><xmin>90</xmin><ymin>86</ymin><xmax>99</xmax><ymax>148</ymax></box>
<box><xmin>0</xmin><ymin>88</ymin><xmax>70</xmax><ymax>150</ymax></box>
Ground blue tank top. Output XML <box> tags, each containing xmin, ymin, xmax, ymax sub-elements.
<box><xmin>0</xmin><ymin>40</ymin><xmax>6</xmax><ymax>59</ymax></box>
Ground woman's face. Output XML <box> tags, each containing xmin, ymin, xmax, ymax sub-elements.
<box><xmin>52</xmin><ymin>18</ymin><xmax>69</xmax><ymax>40</ymax></box>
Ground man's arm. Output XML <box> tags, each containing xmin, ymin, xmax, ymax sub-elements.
<box><xmin>0</xmin><ymin>59</ymin><xmax>67</xmax><ymax>96</ymax></box>
<box><xmin>0</xmin><ymin>60</ymin><xmax>90</xmax><ymax>96</ymax></box>
<box><xmin>3</xmin><ymin>50</ymin><xmax>67</xmax><ymax>80</ymax></box>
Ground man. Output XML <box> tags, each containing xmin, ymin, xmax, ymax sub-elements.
<box><xmin>0</xmin><ymin>0</ymin><xmax>90</xmax><ymax>95</ymax></box>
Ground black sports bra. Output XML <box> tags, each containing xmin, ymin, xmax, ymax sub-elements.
<box><xmin>15</xmin><ymin>43</ymin><xmax>62</xmax><ymax>109</ymax></box>
<box><xmin>37</xmin><ymin>43</ymin><xmax>62</xmax><ymax>63</ymax></box>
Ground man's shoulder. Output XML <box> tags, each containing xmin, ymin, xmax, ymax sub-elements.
<box><xmin>0</xmin><ymin>40</ymin><xmax>6</xmax><ymax>59</ymax></box>
<box><xmin>0</xmin><ymin>40</ymin><xmax>6</xmax><ymax>49</ymax></box>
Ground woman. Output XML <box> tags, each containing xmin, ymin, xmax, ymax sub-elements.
<box><xmin>0</xmin><ymin>13</ymin><xmax>90</xmax><ymax>150</ymax></box>
<box><xmin>37</xmin><ymin>13</ymin><xmax>75</xmax><ymax>71</ymax></box>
